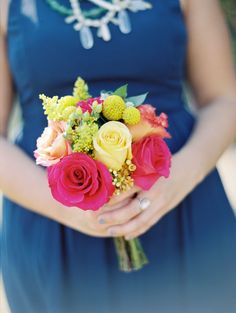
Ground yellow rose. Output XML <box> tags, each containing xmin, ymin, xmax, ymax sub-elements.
<box><xmin>93</xmin><ymin>121</ymin><xmax>132</xmax><ymax>170</ymax></box>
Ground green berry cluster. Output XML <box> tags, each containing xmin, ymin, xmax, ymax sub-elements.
<box><xmin>72</xmin><ymin>122</ymin><xmax>98</xmax><ymax>154</ymax></box>
<box><xmin>65</xmin><ymin>110</ymin><xmax>99</xmax><ymax>155</ymax></box>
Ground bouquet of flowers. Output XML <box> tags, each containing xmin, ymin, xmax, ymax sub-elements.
<box><xmin>35</xmin><ymin>77</ymin><xmax>171</xmax><ymax>272</ymax></box>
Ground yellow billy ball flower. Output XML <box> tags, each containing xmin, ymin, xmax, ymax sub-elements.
<box><xmin>122</xmin><ymin>107</ymin><xmax>141</xmax><ymax>125</ymax></box>
<box><xmin>102</xmin><ymin>95</ymin><xmax>126</xmax><ymax>120</ymax></box>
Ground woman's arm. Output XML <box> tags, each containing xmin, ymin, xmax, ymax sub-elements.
<box><xmin>0</xmin><ymin>28</ymin><xmax>66</xmax><ymax>221</ymax></box>
<box><xmin>0</xmin><ymin>13</ymin><xmax>55</xmax><ymax>215</ymax></box>
<box><xmin>0</xmin><ymin>10</ymin><xmax>110</xmax><ymax>237</ymax></box>
<box><xmin>97</xmin><ymin>0</ymin><xmax>236</xmax><ymax>239</ymax></box>
<box><xmin>181</xmin><ymin>0</ymin><xmax>236</xmax><ymax>178</ymax></box>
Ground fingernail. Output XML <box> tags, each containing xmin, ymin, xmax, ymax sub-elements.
<box><xmin>98</xmin><ymin>217</ymin><xmax>106</xmax><ymax>224</ymax></box>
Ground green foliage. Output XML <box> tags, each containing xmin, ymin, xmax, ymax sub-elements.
<box><xmin>64</xmin><ymin>111</ymin><xmax>99</xmax><ymax>154</ymax></box>
<box><xmin>113</xmin><ymin>85</ymin><xmax>148</xmax><ymax>106</ymax></box>
<box><xmin>113</xmin><ymin>84</ymin><xmax>128</xmax><ymax>98</ymax></box>
<box><xmin>221</xmin><ymin>0</ymin><xmax>236</xmax><ymax>58</ymax></box>
<box><xmin>126</xmin><ymin>93</ymin><xmax>148</xmax><ymax>107</ymax></box>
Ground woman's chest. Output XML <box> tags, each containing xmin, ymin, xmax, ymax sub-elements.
<box><xmin>7</xmin><ymin>0</ymin><xmax>187</xmax><ymax>94</ymax></box>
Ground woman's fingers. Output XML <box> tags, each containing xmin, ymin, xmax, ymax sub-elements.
<box><xmin>127</xmin><ymin>206</ymin><xmax>168</xmax><ymax>239</ymax></box>
<box><xmin>106</xmin><ymin>201</ymin><xmax>168</xmax><ymax>238</ymax></box>
<box><xmin>106</xmin><ymin>206</ymin><xmax>155</xmax><ymax>237</ymax></box>
<box><xmin>125</xmin><ymin>225</ymin><xmax>150</xmax><ymax>240</ymax></box>
<box><xmin>102</xmin><ymin>197</ymin><xmax>132</xmax><ymax>212</ymax></box>
<box><xmin>97</xmin><ymin>197</ymin><xmax>142</xmax><ymax>226</ymax></box>
<box><xmin>124</xmin><ymin>211</ymin><xmax>162</xmax><ymax>239</ymax></box>
<box><xmin>107</xmin><ymin>186</ymin><xmax>140</xmax><ymax>207</ymax></box>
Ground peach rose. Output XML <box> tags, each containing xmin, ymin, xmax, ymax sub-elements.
<box><xmin>34</xmin><ymin>121</ymin><xmax>71</xmax><ymax>167</ymax></box>
<box><xmin>128</xmin><ymin>104</ymin><xmax>171</xmax><ymax>142</ymax></box>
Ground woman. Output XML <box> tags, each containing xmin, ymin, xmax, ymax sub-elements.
<box><xmin>1</xmin><ymin>0</ymin><xmax>236</xmax><ymax>312</ymax></box>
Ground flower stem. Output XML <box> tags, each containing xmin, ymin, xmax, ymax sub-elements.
<box><xmin>127</xmin><ymin>238</ymin><xmax>149</xmax><ymax>270</ymax></box>
<box><xmin>113</xmin><ymin>237</ymin><xmax>132</xmax><ymax>272</ymax></box>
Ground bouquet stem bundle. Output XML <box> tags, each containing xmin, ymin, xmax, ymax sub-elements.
<box><xmin>114</xmin><ymin>237</ymin><xmax>148</xmax><ymax>272</ymax></box>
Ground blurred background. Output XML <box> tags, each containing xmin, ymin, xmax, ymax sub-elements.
<box><xmin>215</xmin><ymin>0</ymin><xmax>236</xmax><ymax>211</ymax></box>
<box><xmin>1</xmin><ymin>1</ymin><xmax>236</xmax><ymax>312</ymax></box>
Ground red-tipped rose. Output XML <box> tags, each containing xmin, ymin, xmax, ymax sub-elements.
<box><xmin>132</xmin><ymin>135</ymin><xmax>171</xmax><ymax>190</ymax></box>
<box><xmin>128</xmin><ymin>105</ymin><xmax>171</xmax><ymax>142</ymax></box>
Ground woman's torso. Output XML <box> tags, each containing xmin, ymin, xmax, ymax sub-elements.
<box><xmin>4</xmin><ymin>3</ymin><xmax>236</xmax><ymax>313</ymax></box>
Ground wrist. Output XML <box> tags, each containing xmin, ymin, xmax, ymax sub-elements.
<box><xmin>174</xmin><ymin>147</ymin><xmax>206</xmax><ymax>188</ymax></box>
<box><xmin>51</xmin><ymin>201</ymin><xmax>88</xmax><ymax>231</ymax></box>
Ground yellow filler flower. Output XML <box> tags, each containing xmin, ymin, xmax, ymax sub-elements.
<box><xmin>102</xmin><ymin>95</ymin><xmax>126</xmax><ymax>120</ymax></box>
<box><xmin>123</xmin><ymin>107</ymin><xmax>141</xmax><ymax>125</ymax></box>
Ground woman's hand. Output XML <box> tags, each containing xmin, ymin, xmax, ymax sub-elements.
<box><xmin>53</xmin><ymin>199</ymin><xmax>133</xmax><ymax>238</ymax></box>
<box><xmin>106</xmin><ymin>185</ymin><xmax>140</xmax><ymax>206</ymax></box>
<box><xmin>97</xmin><ymin>151</ymin><xmax>203</xmax><ymax>240</ymax></box>
<box><xmin>52</xmin><ymin>185</ymin><xmax>140</xmax><ymax>237</ymax></box>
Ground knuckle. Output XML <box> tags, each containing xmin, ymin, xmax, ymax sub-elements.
<box><xmin>158</xmin><ymin>193</ymin><xmax>169</xmax><ymax>208</ymax></box>
<box><xmin>107</xmin><ymin>210</ymin><xmax>123</xmax><ymax>223</ymax></box>
<box><xmin>133</xmin><ymin>227</ymin><xmax>147</xmax><ymax>238</ymax></box>
<box><xmin>115</xmin><ymin>212</ymin><xmax>126</xmax><ymax>223</ymax></box>
<box><xmin>113</xmin><ymin>226</ymin><xmax>123</xmax><ymax>236</ymax></box>
<box><xmin>132</xmin><ymin>201</ymin><xmax>140</xmax><ymax>214</ymax></box>
<box><xmin>108</xmin><ymin>213</ymin><xmax>119</xmax><ymax>223</ymax></box>
<box><xmin>113</xmin><ymin>225</ymin><xmax>125</xmax><ymax>236</ymax></box>
<box><xmin>109</xmin><ymin>209</ymin><xmax>132</xmax><ymax>224</ymax></box>
<box><xmin>125</xmin><ymin>221</ymin><xmax>138</xmax><ymax>234</ymax></box>
<box><xmin>133</xmin><ymin>219</ymin><xmax>140</xmax><ymax>229</ymax></box>
<box><xmin>123</xmin><ymin>200</ymin><xmax>139</xmax><ymax>218</ymax></box>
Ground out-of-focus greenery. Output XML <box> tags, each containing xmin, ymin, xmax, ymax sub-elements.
<box><xmin>221</xmin><ymin>0</ymin><xmax>236</xmax><ymax>56</ymax></box>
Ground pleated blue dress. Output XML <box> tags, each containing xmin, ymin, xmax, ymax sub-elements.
<box><xmin>2</xmin><ymin>1</ymin><xmax>236</xmax><ymax>312</ymax></box>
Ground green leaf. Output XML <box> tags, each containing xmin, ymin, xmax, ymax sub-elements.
<box><xmin>113</xmin><ymin>84</ymin><xmax>128</xmax><ymax>98</ymax></box>
<box><xmin>126</xmin><ymin>92</ymin><xmax>148</xmax><ymax>107</ymax></box>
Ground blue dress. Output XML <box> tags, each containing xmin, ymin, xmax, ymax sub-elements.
<box><xmin>2</xmin><ymin>1</ymin><xmax>236</xmax><ymax>312</ymax></box>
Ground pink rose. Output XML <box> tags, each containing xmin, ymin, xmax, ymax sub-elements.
<box><xmin>77</xmin><ymin>97</ymin><xmax>103</xmax><ymax>113</ymax></box>
<box><xmin>34</xmin><ymin>121</ymin><xmax>71</xmax><ymax>167</ymax></box>
<box><xmin>47</xmin><ymin>153</ymin><xmax>115</xmax><ymax>211</ymax></box>
<box><xmin>128</xmin><ymin>105</ymin><xmax>171</xmax><ymax>142</ymax></box>
<box><xmin>132</xmin><ymin>135</ymin><xmax>171</xmax><ymax>190</ymax></box>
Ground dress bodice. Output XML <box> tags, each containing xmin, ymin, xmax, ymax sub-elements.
<box><xmin>7</xmin><ymin>0</ymin><xmax>194</xmax><ymax>155</ymax></box>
